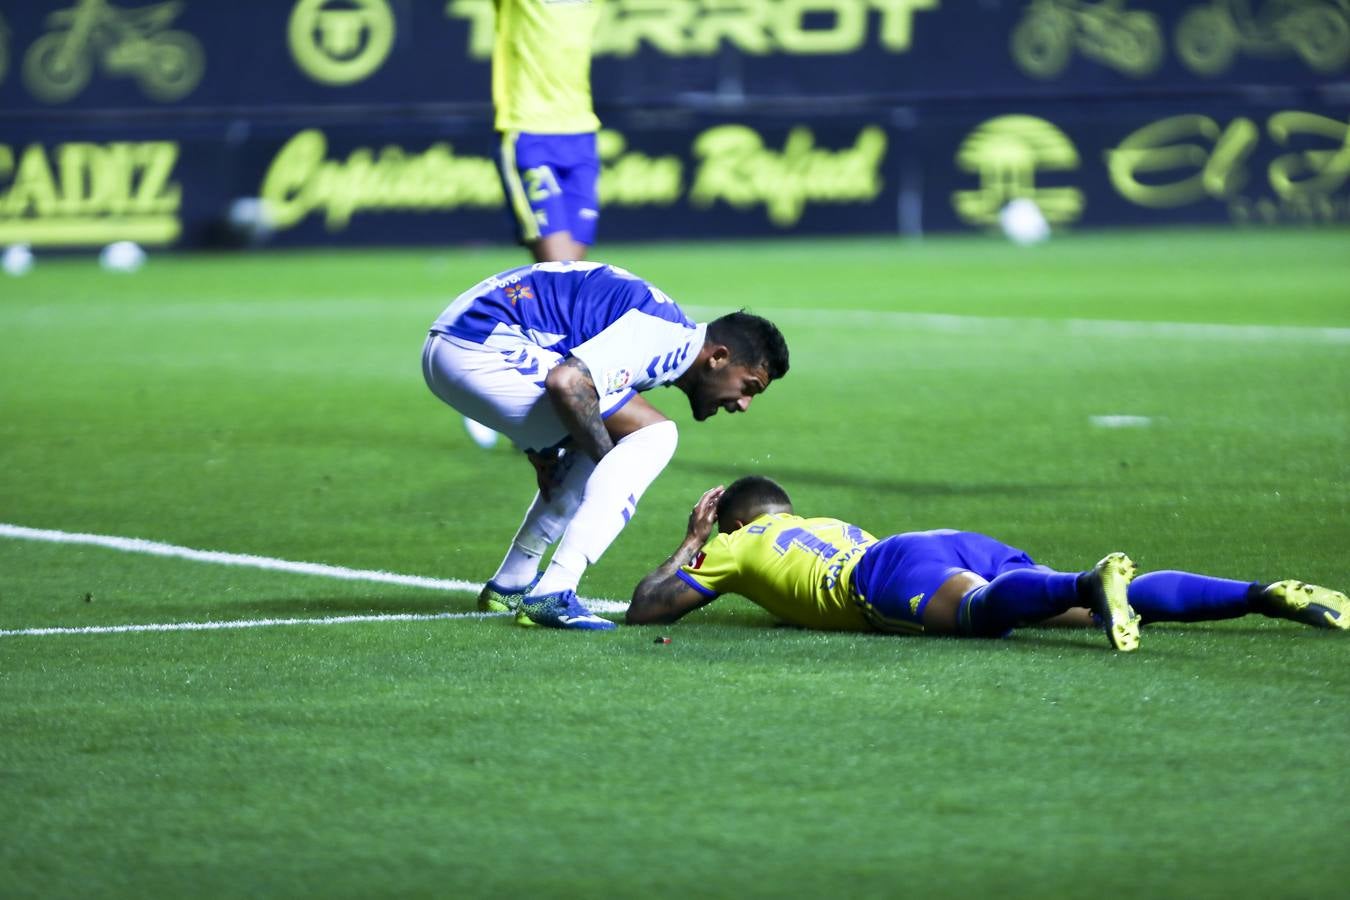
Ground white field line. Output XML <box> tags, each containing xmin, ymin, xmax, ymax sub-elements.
<box><xmin>2</xmin><ymin>611</ymin><xmax>501</xmax><ymax>637</ymax></box>
<box><xmin>0</xmin><ymin>523</ymin><xmax>629</xmax><ymax>638</ymax></box>
<box><xmin>683</xmin><ymin>306</ymin><xmax>1350</xmax><ymax>345</ymax></box>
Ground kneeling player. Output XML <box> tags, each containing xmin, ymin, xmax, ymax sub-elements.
<box><xmin>628</xmin><ymin>476</ymin><xmax>1348</xmax><ymax>651</ymax></box>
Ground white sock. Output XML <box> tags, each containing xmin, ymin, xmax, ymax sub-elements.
<box><xmin>534</xmin><ymin>420</ymin><xmax>679</xmax><ymax>596</ymax></box>
<box><xmin>490</xmin><ymin>451</ymin><xmax>595</xmax><ymax>589</ymax></box>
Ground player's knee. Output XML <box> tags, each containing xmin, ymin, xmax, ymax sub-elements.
<box><xmin>621</xmin><ymin>419</ymin><xmax>678</xmax><ymax>467</ymax></box>
<box><xmin>925</xmin><ymin>571</ymin><xmax>987</xmax><ymax>635</ymax></box>
<box><xmin>604</xmin><ymin>395</ymin><xmax>669</xmax><ymax>440</ymax></box>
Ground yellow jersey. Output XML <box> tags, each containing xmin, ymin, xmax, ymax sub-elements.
<box><xmin>492</xmin><ymin>0</ymin><xmax>601</xmax><ymax>134</ymax></box>
<box><xmin>678</xmin><ymin>514</ymin><xmax>878</xmax><ymax>631</ymax></box>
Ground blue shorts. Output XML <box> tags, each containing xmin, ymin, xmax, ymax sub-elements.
<box><xmin>497</xmin><ymin>131</ymin><xmax>599</xmax><ymax>246</ymax></box>
<box><xmin>850</xmin><ymin>530</ymin><xmax>1045</xmax><ymax>633</ymax></box>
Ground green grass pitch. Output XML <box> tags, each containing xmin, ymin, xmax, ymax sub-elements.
<box><xmin>1</xmin><ymin>229</ymin><xmax>1347</xmax><ymax>898</ymax></box>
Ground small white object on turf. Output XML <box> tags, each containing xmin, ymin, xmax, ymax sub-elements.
<box><xmin>3</xmin><ymin>244</ymin><xmax>34</xmax><ymax>277</ymax></box>
<box><xmin>999</xmin><ymin>198</ymin><xmax>1050</xmax><ymax>246</ymax></box>
<box><xmin>227</xmin><ymin>197</ymin><xmax>276</xmax><ymax>245</ymax></box>
<box><xmin>463</xmin><ymin>416</ymin><xmax>499</xmax><ymax>449</ymax></box>
<box><xmin>100</xmin><ymin>241</ymin><xmax>146</xmax><ymax>272</ymax></box>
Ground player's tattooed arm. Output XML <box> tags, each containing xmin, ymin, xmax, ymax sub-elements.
<box><xmin>628</xmin><ymin>487</ymin><xmax>724</xmax><ymax>625</ymax></box>
<box><xmin>544</xmin><ymin>357</ymin><xmax>615</xmax><ymax>462</ymax></box>
<box><xmin>629</xmin><ymin>546</ymin><xmax>714</xmax><ymax>625</ymax></box>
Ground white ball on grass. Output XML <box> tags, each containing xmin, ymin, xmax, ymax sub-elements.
<box><xmin>100</xmin><ymin>241</ymin><xmax>147</xmax><ymax>272</ymax></box>
<box><xmin>3</xmin><ymin>244</ymin><xmax>34</xmax><ymax>276</ymax></box>
<box><xmin>463</xmin><ymin>417</ymin><xmax>500</xmax><ymax>449</ymax></box>
<box><xmin>999</xmin><ymin>198</ymin><xmax>1051</xmax><ymax>246</ymax></box>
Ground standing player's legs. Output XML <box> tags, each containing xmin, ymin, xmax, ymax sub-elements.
<box><xmin>517</xmin><ymin>397</ymin><xmax>677</xmax><ymax>630</ymax></box>
<box><xmin>422</xmin><ymin>332</ymin><xmax>587</xmax><ymax>607</ymax></box>
<box><xmin>852</xmin><ymin>531</ymin><xmax>1141</xmax><ymax>651</ymax></box>
<box><xmin>478</xmin><ymin>450</ymin><xmax>597</xmax><ymax>612</ymax></box>
<box><xmin>498</xmin><ymin>131</ymin><xmax>598</xmax><ymax>263</ymax></box>
<box><xmin>424</xmin><ymin>335</ymin><xmax>677</xmax><ymax>629</ymax></box>
<box><xmin>555</xmin><ymin>137</ymin><xmax>599</xmax><ymax>255</ymax></box>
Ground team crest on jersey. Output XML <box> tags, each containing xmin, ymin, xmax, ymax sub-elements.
<box><xmin>908</xmin><ymin>593</ymin><xmax>924</xmax><ymax>614</ymax></box>
<box><xmin>505</xmin><ymin>285</ymin><xmax>534</xmax><ymax>304</ymax></box>
<box><xmin>603</xmin><ymin>368</ymin><xmax>633</xmax><ymax>393</ymax></box>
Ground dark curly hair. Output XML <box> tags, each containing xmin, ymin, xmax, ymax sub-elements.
<box><xmin>717</xmin><ymin>475</ymin><xmax>793</xmax><ymax>531</ymax></box>
<box><xmin>706</xmin><ymin>311</ymin><xmax>789</xmax><ymax>381</ymax></box>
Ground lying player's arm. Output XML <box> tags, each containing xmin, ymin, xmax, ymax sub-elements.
<box><xmin>629</xmin><ymin>541</ymin><xmax>717</xmax><ymax>625</ymax></box>
<box><xmin>544</xmin><ymin>357</ymin><xmax>614</xmax><ymax>462</ymax></box>
<box><xmin>628</xmin><ymin>487</ymin><xmax>724</xmax><ymax>625</ymax></box>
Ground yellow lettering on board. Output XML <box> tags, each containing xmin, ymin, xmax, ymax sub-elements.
<box><xmin>690</xmin><ymin>124</ymin><xmax>885</xmax><ymax>227</ymax></box>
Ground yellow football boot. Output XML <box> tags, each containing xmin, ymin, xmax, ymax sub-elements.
<box><xmin>1086</xmin><ymin>552</ymin><xmax>1141</xmax><ymax>652</ymax></box>
<box><xmin>476</xmin><ymin>576</ymin><xmax>539</xmax><ymax>613</ymax></box>
<box><xmin>1257</xmin><ymin>580</ymin><xmax>1349</xmax><ymax>630</ymax></box>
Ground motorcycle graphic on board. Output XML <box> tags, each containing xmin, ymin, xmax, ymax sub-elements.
<box><xmin>1011</xmin><ymin>0</ymin><xmax>1165</xmax><ymax>79</ymax></box>
<box><xmin>1175</xmin><ymin>0</ymin><xmax>1350</xmax><ymax>75</ymax></box>
<box><xmin>22</xmin><ymin>0</ymin><xmax>204</xmax><ymax>103</ymax></box>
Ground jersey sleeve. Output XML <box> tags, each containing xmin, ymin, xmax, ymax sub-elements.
<box><xmin>676</xmin><ymin>532</ymin><xmax>740</xmax><ymax>598</ymax></box>
<box><xmin>568</xmin><ymin>309</ymin><xmax>701</xmax><ymax>404</ymax></box>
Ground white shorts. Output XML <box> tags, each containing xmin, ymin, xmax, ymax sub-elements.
<box><xmin>421</xmin><ymin>332</ymin><xmax>636</xmax><ymax>452</ymax></box>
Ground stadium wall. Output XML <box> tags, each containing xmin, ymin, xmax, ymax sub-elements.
<box><xmin>1</xmin><ymin>0</ymin><xmax>1347</xmax><ymax>249</ymax></box>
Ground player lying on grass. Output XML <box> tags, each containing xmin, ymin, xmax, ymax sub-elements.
<box><xmin>628</xmin><ymin>476</ymin><xmax>1349</xmax><ymax>651</ymax></box>
<box><xmin>423</xmin><ymin>263</ymin><xmax>788</xmax><ymax>630</ymax></box>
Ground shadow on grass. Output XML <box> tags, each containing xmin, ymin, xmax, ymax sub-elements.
<box><xmin>669</xmin><ymin>459</ymin><xmax>1099</xmax><ymax>497</ymax></box>
<box><xmin>635</xmin><ymin>616</ymin><xmax>1134</xmax><ymax>654</ymax></box>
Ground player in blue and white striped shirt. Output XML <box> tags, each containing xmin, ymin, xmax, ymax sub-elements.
<box><xmin>423</xmin><ymin>261</ymin><xmax>790</xmax><ymax>629</ymax></box>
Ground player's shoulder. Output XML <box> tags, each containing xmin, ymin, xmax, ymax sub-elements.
<box><xmin>525</xmin><ymin>261</ymin><xmax>650</xmax><ymax>290</ymax></box>
<box><xmin>581</xmin><ymin>263</ymin><xmax>694</xmax><ymax>326</ymax></box>
<box><xmin>526</xmin><ymin>260</ymin><xmax>609</xmax><ymax>279</ymax></box>
<box><xmin>580</xmin><ymin>262</ymin><xmax>651</xmax><ymax>288</ymax></box>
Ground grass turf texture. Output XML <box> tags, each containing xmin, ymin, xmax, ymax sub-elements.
<box><xmin>1</xmin><ymin>229</ymin><xmax>1347</xmax><ymax>898</ymax></box>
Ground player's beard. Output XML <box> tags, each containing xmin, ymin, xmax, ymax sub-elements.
<box><xmin>688</xmin><ymin>391</ymin><xmax>716</xmax><ymax>422</ymax></box>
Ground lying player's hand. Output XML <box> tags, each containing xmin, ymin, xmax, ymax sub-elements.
<box><xmin>686</xmin><ymin>486</ymin><xmax>724</xmax><ymax>544</ymax></box>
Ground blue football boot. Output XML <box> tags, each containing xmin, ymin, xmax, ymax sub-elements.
<box><xmin>516</xmin><ymin>589</ymin><xmax>616</xmax><ymax>630</ymax></box>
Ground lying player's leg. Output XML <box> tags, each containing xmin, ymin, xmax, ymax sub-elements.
<box><xmin>853</xmin><ymin>531</ymin><xmax>1140</xmax><ymax>651</ymax></box>
<box><xmin>997</xmin><ymin>571</ymin><xmax>1347</xmax><ymax>632</ymax></box>
<box><xmin>935</xmin><ymin>554</ymin><xmax>1140</xmax><ymax>651</ymax></box>
<box><xmin>1128</xmin><ymin>571</ymin><xmax>1348</xmax><ymax>630</ymax></box>
<box><xmin>1256</xmin><ymin>580</ymin><xmax>1349</xmax><ymax>629</ymax></box>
